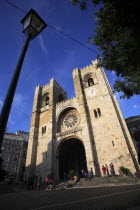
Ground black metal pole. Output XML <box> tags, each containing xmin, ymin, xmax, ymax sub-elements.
<box><xmin>0</xmin><ymin>35</ymin><xmax>31</xmax><ymax>152</ymax></box>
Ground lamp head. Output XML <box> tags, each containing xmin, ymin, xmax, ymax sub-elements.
<box><xmin>21</xmin><ymin>9</ymin><xmax>47</xmax><ymax>39</ymax></box>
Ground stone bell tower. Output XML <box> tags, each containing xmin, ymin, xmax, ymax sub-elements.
<box><xmin>72</xmin><ymin>60</ymin><xmax>139</xmax><ymax>176</ymax></box>
<box><xmin>25</xmin><ymin>78</ymin><xmax>67</xmax><ymax>177</ymax></box>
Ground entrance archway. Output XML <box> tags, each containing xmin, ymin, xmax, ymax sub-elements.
<box><xmin>58</xmin><ymin>138</ymin><xmax>87</xmax><ymax>180</ymax></box>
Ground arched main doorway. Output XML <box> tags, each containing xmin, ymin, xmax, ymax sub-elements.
<box><xmin>58</xmin><ymin>138</ymin><xmax>87</xmax><ymax>180</ymax></box>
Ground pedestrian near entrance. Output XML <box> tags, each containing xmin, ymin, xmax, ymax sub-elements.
<box><xmin>45</xmin><ymin>176</ymin><xmax>50</xmax><ymax>190</ymax></box>
<box><xmin>102</xmin><ymin>165</ymin><xmax>106</xmax><ymax>177</ymax></box>
<box><xmin>81</xmin><ymin>169</ymin><xmax>85</xmax><ymax>178</ymax></box>
<box><xmin>50</xmin><ymin>178</ymin><xmax>55</xmax><ymax>190</ymax></box>
<box><xmin>88</xmin><ymin>168</ymin><xmax>93</xmax><ymax>179</ymax></box>
<box><xmin>36</xmin><ymin>175</ymin><xmax>42</xmax><ymax>190</ymax></box>
<box><xmin>110</xmin><ymin>163</ymin><xmax>115</xmax><ymax>176</ymax></box>
<box><xmin>85</xmin><ymin>171</ymin><xmax>88</xmax><ymax>180</ymax></box>
<box><xmin>105</xmin><ymin>164</ymin><xmax>110</xmax><ymax>177</ymax></box>
<box><xmin>89</xmin><ymin>168</ymin><xmax>94</xmax><ymax>179</ymax></box>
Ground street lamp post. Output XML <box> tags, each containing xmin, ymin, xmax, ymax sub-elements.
<box><xmin>0</xmin><ymin>9</ymin><xmax>47</xmax><ymax>152</ymax></box>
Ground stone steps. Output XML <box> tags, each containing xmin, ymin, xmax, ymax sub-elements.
<box><xmin>73</xmin><ymin>176</ymin><xmax>140</xmax><ymax>188</ymax></box>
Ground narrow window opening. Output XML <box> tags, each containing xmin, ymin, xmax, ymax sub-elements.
<box><xmin>112</xmin><ymin>141</ymin><xmax>115</xmax><ymax>146</ymax></box>
<box><xmin>45</xmin><ymin>97</ymin><xmax>49</xmax><ymax>105</ymax></box>
<box><xmin>97</xmin><ymin>108</ymin><xmax>101</xmax><ymax>117</ymax></box>
<box><xmin>6</xmin><ymin>147</ymin><xmax>11</xmax><ymax>152</ymax></box>
<box><xmin>11</xmin><ymin>165</ymin><xmax>16</xmax><ymax>173</ymax></box>
<box><xmin>13</xmin><ymin>156</ymin><xmax>18</xmax><ymax>161</ymax></box>
<box><xmin>88</xmin><ymin>78</ymin><xmax>94</xmax><ymax>87</ymax></box>
<box><xmin>2</xmin><ymin>164</ymin><xmax>8</xmax><ymax>170</ymax></box>
<box><xmin>5</xmin><ymin>155</ymin><xmax>10</xmax><ymax>161</ymax></box>
<box><xmin>94</xmin><ymin>109</ymin><xmax>98</xmax><ymax>118</ymax></box>
<box><xmin>42</xmin><ymin>126</ymin><xmax>46</xmax><ymax>135</ymax></box>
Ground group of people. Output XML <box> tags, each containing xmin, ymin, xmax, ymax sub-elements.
<box><xmin>81</xmin><ymin>168</ymin><xmax>94</xmax><ymax>180</ymax></box>
<box><xmin>102</xmin><ymin>163</ymin><xmax>115</xmax><ymax>177</ymax></box>
<box><xmin>24</xmin><ymin>175</ymin><xmax>55</xmax><ymax>191</ymax></box>
<box><xmin>21</xmin><ymin>164</ymin><xmax>115</xmax><ymax>191</ymax></box>
<box><xmin>24</xmin><ymin>175</ymin><xmax>42</xmax><ymax>190</ymax></box>
<box><xmin>45</xmin><ymin>176</ymin><xmax>55</xmax><ymax>190</ymax></box>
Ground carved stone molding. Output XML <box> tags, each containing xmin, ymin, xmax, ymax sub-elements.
<box><xmin>56</xmin><ymin>127</ymin><xmax>82</xmax><ymax>137</ymax></box>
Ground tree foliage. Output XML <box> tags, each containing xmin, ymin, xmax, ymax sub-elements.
<box><xmin>71</xmin><ymin>0</ymin><xmax>140</xmax><ymax>98</ymax></box>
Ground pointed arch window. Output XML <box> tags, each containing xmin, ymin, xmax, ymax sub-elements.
<box><xmin>45</xmin><ymin>97</ymin><xmax>49</xmax><ymax>105</ymax></box>
<box><xmin>88</xmin><ymin>78</ymin><xmax>94</xmax><ymax>87</ymax></box>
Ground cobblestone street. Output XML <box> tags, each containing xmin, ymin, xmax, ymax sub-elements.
<box><xmin>0</xmin><ymin>184</ymin><xmax>140</xmax><ymax>209</ymax></box>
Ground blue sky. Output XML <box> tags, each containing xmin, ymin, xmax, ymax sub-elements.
<box><xmin>0</xmin><ymin>0</ymin><xmax>139</xmax><ymax>133</ymax></box>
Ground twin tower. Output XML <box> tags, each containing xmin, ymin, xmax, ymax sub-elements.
<box><xmin>25</xmin><ymin>60</ymin><xmax>139</xmax><ymax>180</ymax></box>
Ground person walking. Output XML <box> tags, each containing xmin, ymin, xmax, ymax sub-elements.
<box><xmin>102</xmin><ymin>165</ymin><xmax>106</xmax><ymax>177</ymax></box>
<box><xmin>45</xmin><ymin>176</ymin><xmax>50</xmax><ymax>190</ymax></box>
<box><xmin>105</xmin><ymin>164</ymin><xmax>110</xmax><ymax>177</ymax></box>
<box><xmin>81</xmin><ymin>169</ymin><xmax>85</xmax><ymax>178</ymax></box>
<box><xmin>50</xmin><ymin>178</ymin><xmax>55</xmax><ymax>190</ymax></box>
<box><xmin>85</xmin><ymin>171</ymin><xmax>88</xmax><ymax>180</ymax></box>
<box><xmin>36</xmin><ymin>175</ymin><xmax>42</xmax><ymax>190</ymax></box>
<box><xmin>90</xmin><ymin>168</ymin><xmax>94</xmax><ymax>179</ymax></box>
<box><xmin>110</xmin><ymin>163</ymin><xmax>115</xmax><ymax>176</ymax></box>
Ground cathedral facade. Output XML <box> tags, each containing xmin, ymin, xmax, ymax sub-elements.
<box><xmin>25</xmin><ymin>60</ymin><xmax>139</xmax><ymax>180</ymax></box>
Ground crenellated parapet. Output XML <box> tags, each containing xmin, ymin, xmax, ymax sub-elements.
<box><xmin>56</xmin><ymin>97</ymin><xmax>76</xmax><ymax>107</ymax></box>
<box><xmin>72</xmin><ymin>67</ymin><xmax>79</xmax><ymax>77</ymax></box>
<box><xmin>80</xmin><ymin>64</ymin><xmax>93</xmax><ymax>73</ymax></box>
<box><xmin>73</xmin><ymin>60</ymin><xmax>99</xmax><ymax>79</ymax></box>
<box><xmin>41</xmin><ymin>83</ymin><xmax>50</xmax><ymax>91</ymax></box>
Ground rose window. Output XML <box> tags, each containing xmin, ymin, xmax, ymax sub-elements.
<box><xmin>63</xmin><ymin>114</ymin><xmax>79</xmax><ymax>128</ymax></box>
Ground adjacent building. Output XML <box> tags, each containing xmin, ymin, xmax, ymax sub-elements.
<box><xmin>25</xmin><ymin>60</ymin><xmax>140</xmax><ymax>181</ymax></box>
<box><xmin>126</xmin><ymin>116</ymin><xmax>140</xmax><ymax>164</ymax></box>
<box><xmin>1</xmin><ymin>131</ymin><xmax>28</xmax><ymax>183</ymax></box>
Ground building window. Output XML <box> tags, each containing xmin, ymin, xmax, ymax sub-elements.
<box><xmin>11</xmin><ymin>165</ymin><xmax>16</xmax><ymax>174</ymax></box>
<box><xmin>42</xmin><ymin>126</ymin><xmax>46</xmax><ymax>135</ymax></box>
<box><xmin>112</xmin><ymin>141</ymin><xmax>115</xmax><ymax>146</ymax></box>
<box><xmin>5</xmin><ymin>155</ymin><xmax>10</xmax><ymax>161</ymax></box>
<box><xmin>16</xmin><ymin>141</ymin><xmax>21</xmax><ymax>146</ymax></box>
<box><xmin>15</xmin><ymin>148</ymin><xmax>20</xmax><ymax>153</ymax></box>
<box><xmin>88</xmin><ymin>78</ymin><xmax>94</xmax><ymax>87</ymax></box>
<box><xmin>2</xmin><ymin>164</ymin><xmax>8</xmax><ymax>170</ymax></box>
<box><xmin>94</xmin><ymin>108</ymin><xmax>101</xmax><ymax>118</ymax></box>
<box><xmin>94</xmin><ymin>109</ymin><xmax>98</xmax><ymax>118</ymax></box>
<box><xmin>45</xmin><ymin>97</ymin><xmax>49</xmax><ymax>105</ymax></box>
<box><xmin>6</xmin><ymin>147</ymin><xmax>11</xmax><ymax>152</ymax></box>
<box><xmin>6</xmin><ymin>140</ymin><xmax>12</xmax><ymax>145</ymax></box>
<box><xmin>13</xmin><ymin>156</ymin><xmax>18</xmax><ymax>161</ymax></box>
<box><xmin>22</xmin><ymin>150</ymin><xmax>26</xmax><ymax>156</ymax></box>
<box><xmin>97</xmin><ymin>108</ymin><xmax>101</xmax><ymax>116</ymax></box>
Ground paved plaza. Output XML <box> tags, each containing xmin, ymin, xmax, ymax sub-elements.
<box><xmin>0</xmin><ymin>184</ymin><xmax>140</xmax><ymax>209</ymax></box>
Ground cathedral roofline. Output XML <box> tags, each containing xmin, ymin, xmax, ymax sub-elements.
<box><xmin>35</xmin><ymin>78</ymin><xmax>67</xmax><ymax>95</ymax></box>
<box><xmin>72</xmin><ymin>60</ymin><xmax>98</xmax><ymax>75</ymax></box>
<box><xmin>56</xmin><ymin>97</ymin><xmax>76</xmax><ymax>106</ymax></box>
